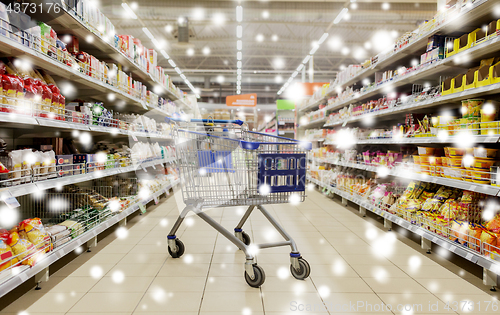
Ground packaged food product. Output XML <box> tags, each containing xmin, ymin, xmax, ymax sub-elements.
<box><xmin>19</xmin><ymin>218</ymin><xmax>52</xmax><ymax>253</ymax></box>
<box><xmin>468</xmin><ymin>99</ymin><xmax>484</xmax><ymax>118</ymax></box>
<box><xmin>461</xmin><ymin>100</ymin><xmax>469</xmax><ymax>118</ymax></box>
<box><xmin>481</xmin><ymin>102</ymin><xmax>497</xmax><ymax>122</ymax></box>
<box><xmin>486</xmin><ymin>215</ymin><xmax>500</xmax><ymax>233</ymax></box>
<box><xmin>446</xmin><ymin>147</ymin><xmax>465</xmax><ymax>157</ymax></box>
<box><xmin>481</xmin><ymin>230</ymin><xmax>498</xmax><ymax>255</ymax></box>
<box><xmin>7</xmin><ymin>232</ymin><xmax>39</xmax><ymax>266</ymax></box>
<box><xmin>418</xmin><ymin>147</ymin><xmax>435</xmax><ymax>156</ymax></box>
<box><xmin>473</xmin><ymin>147</ymin><xmax>498</xmax><ymax>159</ymax></box>
<box><xmin>0</xmin><ymin>233</ymin><xmax>18</xmax><ymax>272</ymax></box>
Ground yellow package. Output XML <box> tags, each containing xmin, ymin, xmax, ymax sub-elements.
<box><xmin>19</xmin><ymin>218</ymin><xmax>52</xmax><ymax>253</ymax></box>
<box><xmin>0</xmin><ymin>238</ymin><xmax>18</xmax><ymax>272</ymax></box>
<box><xmin>7</xmin><ymin>232</ymin><xmax>39</xmax><ymax>266</ymax></box>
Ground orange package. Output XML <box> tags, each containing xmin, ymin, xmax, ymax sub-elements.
<box><xmin>480</xmin><ymin>230</ymin><xmax>499</xmax><ymax>255</ymax></box>
<box><xmin>467</xmin><ymin>224</ymin><xmax>483</xmax><ymax>251</ymax></box>
<box><xmin>485</xmin><ymin>214</ymin><xmax>500</xmax><ymax>233</ymax></box>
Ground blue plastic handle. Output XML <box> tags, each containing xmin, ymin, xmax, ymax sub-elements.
<box><xmin>166</xmin><ymin>117</ymin><xmax>244</xmax><ymax>125</ymax></box>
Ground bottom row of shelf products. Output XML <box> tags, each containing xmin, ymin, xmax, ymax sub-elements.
<box><xmin>0</xmin><ymin>173</ymin><xmax>179</xmax><ymax>289</ymax></box>
<box><xmin>308</xmin><ymin>175</ymin><xmax>500</xmax><ymax>274</ymax></box>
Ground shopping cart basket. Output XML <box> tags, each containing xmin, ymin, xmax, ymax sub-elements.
<box><xmin>166</xmin><ymin>118</ymin><xmax>312</xmax><ymax>287</ymax></box>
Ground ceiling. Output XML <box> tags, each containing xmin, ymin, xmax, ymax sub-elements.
<box><xmin>99</xmin><ymin>0</ymin><xmax>438</xmax><ymax>102</ymax></box>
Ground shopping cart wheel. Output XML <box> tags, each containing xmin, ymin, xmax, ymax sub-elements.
<box><xmin>241</xmin><ymin>231</ymin><xmax>251</xmax><ymax>246</ymax></box>
<box><xmin>290</xmin><ymin>257</ymin><xmax>311</xmax><ymax>280</ymax></box>
<box><xmin>244</xmin><ymin>264</ymin><xmax>266</xmax><ymax>288</ymax></box>
<box><xmin>168</xmin><ymin>238</ymin><xmax>185</xmax><ymax>258</ymax></box>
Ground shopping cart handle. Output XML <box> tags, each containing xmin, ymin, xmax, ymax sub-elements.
<box><xmin>166</xmin><ymin>118</ymin><xmax>244</xmax><ymax>125</ymax></box>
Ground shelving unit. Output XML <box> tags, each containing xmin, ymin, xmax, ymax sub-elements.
<box><xmin>298</xmin><ymin>0</ymin><xmax>500</xmax><ymax>288</ymax></box>
<box><xmin>52</xmin><ymin>4</ymin><xmax>191</xmax><ymax>108</ymax></box>
<box><xmin>0</xmin><ymin>179</ymin><xmax>179</xmax><ymax>299</ymax></box>
<box><xmin>300</xmin><ymin>0</ymin><xmax>497</xmax><ymax>111</ymax></box>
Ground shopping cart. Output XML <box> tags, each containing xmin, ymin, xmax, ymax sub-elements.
<box><xmin>166</xmin><ymin>118</ymin><xmax>312</xmax><ymax>287</ymax></box>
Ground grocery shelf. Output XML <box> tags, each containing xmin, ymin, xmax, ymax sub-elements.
<box><xmin>299</xmin><ymin>98</ymin><xmax>326</xmax><ymax>112</ymax></box>
<box><xmin>304</xmin><ymin>0</ymin><xmax>494</xmax><ymax>107</ymax></box>
<box><xmin>324</xmin><ymin>134</ymin><xmax>500</xmax><ymax>145</ymax></box>
<box><xmin>303</xmin><ymin>117</ymin><xmax>327</xmax><ymax>128</ymax></box>
<box><xmin>0</xmin><ymin>34</ymin><xmax>166</xmax><ymax>114</ymax></box>
<box><xmin>307</xmin><ymin>176</ymin><xmax>500</xmax><ymax>276</ymax></box>
<box><xmin>0</xmin><ymin>157</ymin><xmax>177</xmax><ymax>198</ymax></box>
<box><xmin>0</xmin><ymin>179</ymin><xmax>180</xmax><ymax>299</ymax></box>
<box><xmin>309</xmin><ymin>157</ymin><xmax>500</xmax><ymax>196</ymax></box>
<box><xmin>47</xmin><ymin>6</ymin><xmax>190</xmax><ymax>107</ymax></box>
<box><xmin>0</xmin><ymin>112</ymin><xmax>173</xmax><ymax>140</ymax></box>
<box><xmin>323</xmin><ymin>80</ymin><xmax>500</xmax><ymax>129</ymax></box>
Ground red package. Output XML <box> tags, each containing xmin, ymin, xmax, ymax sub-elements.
<box><xmin>64</xmin><ymin>35</ymin><xmax>79</xmax><ymax>54</ymax></box>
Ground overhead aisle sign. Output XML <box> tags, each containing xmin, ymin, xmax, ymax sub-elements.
<box><xmin>226</xmin><ymin>93</ymin><xmax>257</xmax><ymax>106</ymax></box>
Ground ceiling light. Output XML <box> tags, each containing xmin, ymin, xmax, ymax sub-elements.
<box><xmin>237</xmin><ymin>51</ymin><xmax>242</xmax><ymax>60</ymax></box>
<box><xmin>160</xmin><ymin>50</ymin><xmax>169</xmax><ymax>59</ymax></box>
<box><xmin>237</xmin><ymin>61</ymin><xmax>242</xmax><ymax>68</ymax></box>
<box><xmin>341</xmin><ymin>47</ymin><xmax>350</xmax><ymax>55</ymax></box>
<box><xmin>237</xmin><ymin>75</ymin><xmax>241</xmax><ymax>80</ymax></box>
<box><xmin>236</xmin><ymin>6</ymin><xmax>243</xmax><ymax>22</ymax></box>
<box><xmin>318</xmin><ymin>33</ymin><xmax>329</xmax><ymax>45</ymax></box>
<box><xmin>122</xmin><ymin>3</ymin><xmax>138</xmax><ymax>19</ymax></box>
<box><xmin>271</xmin><ymin>34</ymin><xmax>278</xmax><ymax>42</ymax></box>
<box><xmin>236</xmin><ymin>25</ymin><xmax>242</xmax><ymax>38</ymax></box>
<box><xmin>193</xmin><ymin>7</ymin><xmax>205</xmax><ymax>20</ymax></box>
<box><xmin>256</xmin><ymin>34</ymin><xmax>264</xmax><ymax>42</ymax></box>
<box><xmin>187</xmin><ymin>48</ymin><xmax>194</xmax><ymax>56</ymax></box>
<box><xmin>165</xmin><ymin>24</ymin><xmax>173</xmax><ymax>33</ymax></box>
<box><xmin>168</xmin><ymin>59</ymin><xmax>176</xmax><ymax>67</ymax></box>
<box><xmin>175</xmin><ymin>67</ymin><xmax>181</xmax><ymax>74</ymax></box>
<box><xmin>202</xmin><ymin>46</ymin><xmax>210</xmax><ymax>55</ymax></box>
<box><xmin>297</xmin><ymin>64</ymin><xmax>304</xmax><ymax>71</ymax></box>
<box><xmin>237</xmin><ymin>90</ymin><xmax>241</xmax><ymax>95</ymax></box>
<box><xmin>180</xmin><ymin>74</ymin><xmax>186</xmax><ymax>79</ymax></box>
<box><xmin>292</xmin><ymin>71</ymin><xmax>298</xmax><ymax>78</ymax></box>
<box><xmin>334</xmin><ymin>8</ymin><xmax>348</xmax><ymax>24</ymax></box>
<box><xmin>309</xmin><ymin>46</ymin><xmax>319</xmax><ymax>55</ymax></box>
<box><xmin>302</xmin><ymin>55</ymin><xmax>311</xmax><ymax>64</ymax></box>
<box><xmin>364</xmin><ymin>41</ymin><xmax>372</xmax><ymax>49</ymax></box>
<box><xmin>213</xmin><ymin>13</ymin><xmax>225</xmax><ymax>25</ymax></box>
<box><xmin>273</xmin><ymin>57</ymin><xmax>285</xmax><ymax>69</ymax></box>
<box><xmin>262</xmin><ymin>11</ymin><xmax>269</xmax><ymax>19</ymax></box>
<box><xmin>391</xmin><ymin>30</ymin><xmax>399</xmax><ymax>38</ymax></box>
<box><xmin>327</xmin><ymin>35</ymin><xmax>342</xmax><ymax>51</ymax></box>
<box><xmin>339</xmin><ymin>64</ymin><xmax>346</xmax><ymax>70</ymax></box>
<box><xmin>350</xmin><ymin>3</ymin><xmax>358</xmax><ymax>9</ymax></box>
<box><xmin>275</xmin><ymin>75</ymin><xmax>283</xmax><ymax>83</ymax></box>
<box><xmin>129</xmin><ymin>2</ymin><xmax>138</xmax><ymax>10</ymax></box>
<box><xmin>237</xmin><ymin>40</ymin><xmax>242</xmax><ymax>50</ymax></box>
<box><xmin>151</xmin><ymin>38</ymin><xmax>163</xmax><ymax>49</ymax></box>
<box><xmin>178</xmin><ymin>16</ymin><xmax>185</xmax><ymax>24</ymax></box>
<box><xmin>237</xmin><ymin>69</ymin><xmax>242</xmax><ymax>75</ymax></box>
<box><xmin>142</xmin><ymin>27</ymin><xmax>154</xmax><ymax>39</ymax></box>
<box><xmin>382</xmin><ymin>2</ymin><xmax>390</xmax><ymax>10</ymax></box>
<box><xmin>217</xmin><ymin>75</ymin><xmax>225</xmax><ymax>83</ymax></box>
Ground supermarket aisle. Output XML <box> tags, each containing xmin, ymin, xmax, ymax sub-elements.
<box><xmin>1</xmin><ymin>189</ymin><xmax>498</xmax><ymax>315</ymax></box>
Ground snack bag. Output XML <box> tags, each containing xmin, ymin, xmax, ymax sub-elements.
<box><xmin>7</xmin><ymin>232</ymin><xmax>38</xmax><ymax>266</ymax></box>
<box><xmin>481</xmin><ymin>230</ymin><xmax>498</xmax><ymax>255</ymax></box>
<box><xmin>19</xmin><ymin>218</ymin><xmax>52</xmax><ymax>253</ymax></box>
<box><xmin>467</xmin><ymin>224</ymin><xmax>483</xmax><ymax>250</ymax></box>
<box><xmin>486</xmin><ymin>214</ymin><xmax>500</xmax><ymax>233</ymax></box>
<box><xmin>0</xmin><ymin>233</ymin><xmax>18</xmax><ymax>272</ymax></box>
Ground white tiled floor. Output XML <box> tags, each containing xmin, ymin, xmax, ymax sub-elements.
<box><xmin>1</xmin><ymin>189</ymin><xmax>498</xmax><ymax>314</ymax></box>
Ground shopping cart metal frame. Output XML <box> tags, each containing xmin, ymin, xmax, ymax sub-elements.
<box><xmin>166</xmin><ymin>118</ymin><xmax>312</xmax><ymax>287</ymax></box>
